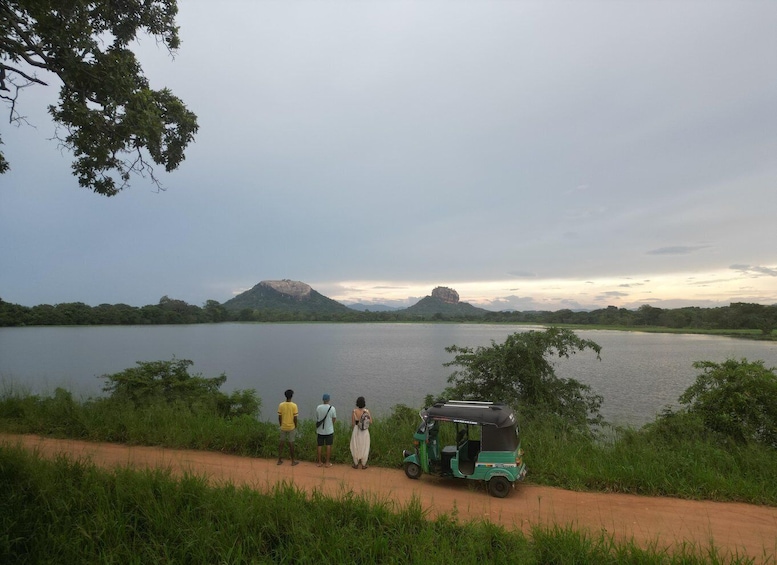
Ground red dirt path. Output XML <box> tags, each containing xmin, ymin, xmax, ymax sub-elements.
<box><xmin>3</xmin><ymin>433</ymin><xmax>776</xmax><ymax>562</ymax></box>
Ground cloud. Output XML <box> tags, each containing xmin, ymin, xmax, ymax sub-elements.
<box><xmin>646</xmin><ymin>245</ymin><xmax>711</xmax><ymax>256</ymax></box>
<box><xmin>730</xmin><ymin>264</ymin><xmax>777</xmax><ymax>277</ymax></box>
<box><xmin>2</xmin><ymin>2</ymin><xmax>775</xmax><ymax>310</ymax></box>
<box><xmin>598</xmin><ymin>291</ymin><xmax>629</xmax><ymax>299</ymax></box>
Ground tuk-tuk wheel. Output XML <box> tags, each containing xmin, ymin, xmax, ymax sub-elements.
<box><xmin>488</xmin><ymin>476</ymin><xmax>511</xmax><ymax>498</ymax></box>
<box><xmin>404</xmin><ymin>462</ymin><xmax>422</xmax><ymax>480</ymax></box>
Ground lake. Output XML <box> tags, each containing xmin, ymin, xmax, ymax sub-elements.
<box><xmin>1</xmin><ymin>323</ymin><xmax>776</xmax><ymax>427</ymax></box>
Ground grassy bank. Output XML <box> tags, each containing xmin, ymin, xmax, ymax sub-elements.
<box><xmin>0</xmin><ymin>445</ymin><xmax>759</xmax><ymax>564</ymax></box>
<box><xmin>1</xmin><ymin>387</ymin><xmax>776</xmax><ymax>506</ymax></box>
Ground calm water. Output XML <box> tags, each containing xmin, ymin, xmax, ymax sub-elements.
<box><xmin>1</xmin><ymin>323</ymin><xmax>776</xmax><ymax>427</ymax></box>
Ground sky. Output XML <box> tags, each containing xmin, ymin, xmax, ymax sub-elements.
<box><xmin>2</xmin><ymin>1</ymin><xmax>776</xmax><ymax>312</ymax></box>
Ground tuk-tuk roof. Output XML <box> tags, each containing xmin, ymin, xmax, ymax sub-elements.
<box><xmin>425</xmin><ymin>400</ymin><xmax>517</xmax><ymax>428</ymax></box>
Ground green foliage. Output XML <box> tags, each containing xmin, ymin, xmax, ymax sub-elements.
<box><xmin>3</xmin><ymin>382</ymin><xmax>777</xmax><ymax>506</ymax></box>
<box><xmin>1</xmin><ymin>0</ymin><xmax>197</xmax><ymax>194</ymax></box>
<box><xmin>101</xmin><ymin>358</ymin><xmax>260</xmax><ymax>419</ymax></box>
<box><xmin>0</xmin><ymin>445</ymin><xmax>753</xmax><ymax>564</ymax></box>
<box><xmin>678</xmin><ymin>359</ymin><xmax>777</xmax><ymax>447</ymax></box>
<box><xmin>440</xmin><ymin>328</ymin><xmax>604</xmax><ymax>431</ymax></box>
<box><xmin>522</xmin><ymin>410</ymin><xmax>777</xmax><ymax>505</ymax></box>
<box><xmin>2</xmin><ymin>294</ymin><xmax>776</xmax><ymax>334</ymax></box>
<box><xmin>483</xmin><ymin>302</ymin><xmax>777</xmax><ymax>337</ymax></box>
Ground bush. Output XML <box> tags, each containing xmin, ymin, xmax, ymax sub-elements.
<box><xmin>439</xmin><ymin>328</ymin><xmax>603</xmax><ymax>432</ymax></box>
<box><xmin>100</xmin><ymin>358</ymin><xmax>260</xmax><ymax>419</ymax></box>
<box><xmin>679</xmin><ymin>358</ymin><xmax>777</xmax><ymax>447</ymax></box>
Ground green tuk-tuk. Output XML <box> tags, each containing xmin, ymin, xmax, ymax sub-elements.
<box><xmin>402</xmin><ymin>400</ymin><xmax>527</xmax><ymax>498</ymax></box>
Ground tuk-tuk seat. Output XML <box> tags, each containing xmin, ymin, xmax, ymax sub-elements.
<box><xmin>441</xmin><ymin>445</ymin><xmax>457</xmax><ymax>473</ymax></box>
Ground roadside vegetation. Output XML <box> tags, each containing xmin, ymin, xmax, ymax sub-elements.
<box><xmin>2</xmin><ymin>445</ymin><xmax>756</xmax><ymax>565</ymax></box>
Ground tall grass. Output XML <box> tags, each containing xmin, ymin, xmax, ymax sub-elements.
<box><xmin>0</xmin><ymin>446</ymin><xmax>761</xmax><ymax>564</ymax></box>
<box><xmin>2</xmin><ymin>387</ymin><xmax>777</xmax><ymax>506</ymax></box>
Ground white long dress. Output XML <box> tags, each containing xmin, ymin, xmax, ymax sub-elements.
<box><xmin>349</xmin><ymin>409</ymin><xmax>371</xmax><ymax>466</ymax></box>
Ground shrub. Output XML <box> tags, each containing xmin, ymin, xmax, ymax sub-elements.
<box><xmin>679</xmin><ymin>358</ymin><xmax>777</xmax><ymax>447</ymax></box>
<box><xmin>100</xmin><ymin>358</ymin><xmax>260</xmax><ymax>419</ymax></box>
<box><xmin>438</xmin><ymin>328</ymin><xmax>603</xmax><ymax>432</ymax></box>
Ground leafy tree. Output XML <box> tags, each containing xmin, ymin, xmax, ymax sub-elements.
<box><xmin>1</xmin><ymin>0</ymin><xmax>198</xmax><ymax>195</ymax></box>
<box><xmin>203</xmin><ymin>299</ymin><xmax>228</xmax><ymax>323</ymax></box>
<box><xmin>679</xmin><ymin>358</ymin><xmax>777</xmax><ymax>447</ymax></box>
<box><xmin>440</xmin><ymin>327</ymin><xmax>604</xmax><ymax>431</ymax></box>
<box><xmin>101</xmin><ymin>358</ymin><xmax>260</xmax><ymax>419</ymax></box>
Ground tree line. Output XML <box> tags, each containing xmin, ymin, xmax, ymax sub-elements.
<box><xmin>483</xmin><ymin>302</ymin><xmax>777</xmax><ymax>335</ymax></box>
<box><xmin>0</xmin><ymin>296</ymin><xmax>775</xmax><ymax>335</ymax></box>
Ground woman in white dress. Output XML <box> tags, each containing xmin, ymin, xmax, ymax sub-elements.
<box><xmin>349</xmin><ymin>396</ymin><xmax>372</xmax><ymax>469</ymax></box>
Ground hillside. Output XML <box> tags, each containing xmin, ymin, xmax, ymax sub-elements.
<box><xmin>222</xmin><ymin>280</ymin><xmax>351</xmax><ymax>313</ymax></box>
<box><xmin>344</xmin><ymin>303</ymin><xmax>400</xmax><ymax>312</ymax></box>
<box><xmin>399</xmin><ymin>286</ymin><xmax>489</xmax><ymax>317</ymax></box>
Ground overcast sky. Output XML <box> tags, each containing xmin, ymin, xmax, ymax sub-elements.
<box><xmin>2</xmin><ymin>1</ymin><xmax>776</xmax><ymax>311</ymax></box>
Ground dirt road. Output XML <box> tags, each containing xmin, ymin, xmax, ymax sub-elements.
<box><xmin>3</xmin><ymin>433</ymin><xmax>776</xmax><ymax>562</ymax></box>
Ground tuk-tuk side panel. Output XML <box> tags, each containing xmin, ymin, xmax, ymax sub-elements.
<box><xmin>475</xmin><ymin>449</ymin><xmax>527</xmax><ymax>482</ymax></box>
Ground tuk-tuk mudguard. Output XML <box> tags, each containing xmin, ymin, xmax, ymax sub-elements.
<box><xmin>402</xmin><ymin>452</ymin><xmax>421</xmax><ymax>468</ymax></box>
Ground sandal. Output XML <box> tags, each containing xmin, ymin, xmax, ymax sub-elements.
<box><xmin>352</xmin><ymin>464</ymin><xmax>359</xmax><ymax>469</ymax></box>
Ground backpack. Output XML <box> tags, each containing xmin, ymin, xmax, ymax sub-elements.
<box><xmin>358</xmin><ymin>410</ymin><xmax>371</xmax><ymax>431</ymax></box>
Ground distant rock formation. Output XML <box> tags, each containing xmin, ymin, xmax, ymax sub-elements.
<box><xmin>260</xmin><ymin>279</ymin><xmax>312</xmax><ymax>299</ymax></box>
<box><xmin>222</xmin><ymin>279</ymin><xmax>350</xmax><ymax>313</ymax></box>
<box><xmin>431</xmin><ymin>286</ymin><xmax>459</xmax><ymax>304</ymax></box>
<box><xmin>401</xmin><ymin>286</ymin><xmax>488</xmax><ymax>317</ymax></box>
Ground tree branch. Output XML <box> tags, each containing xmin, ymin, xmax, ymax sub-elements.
<box><xmin>0</xmin><ymin>63</ymin><xmax>48</xmax><ymax>87</ymax></box>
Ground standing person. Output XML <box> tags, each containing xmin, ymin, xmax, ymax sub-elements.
<box><xmin>315</xmin><ymin>393</ymin><xmax>336</xmax><ymax>467</ymax></box>
<box><xmin>350</xmin><ymin>396</ymin><xmax>372</xmax><ymax>469</ymax></box>
<box><xmin>277</xmin><ymin>389</ymin><xmax>299</xmax><ymax>466</ymax></box>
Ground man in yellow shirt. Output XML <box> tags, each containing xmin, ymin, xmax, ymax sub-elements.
<box><xmin>277</xmin><ymin>389</ymin><xmax>299</xmax><ymax>465</ymax></box>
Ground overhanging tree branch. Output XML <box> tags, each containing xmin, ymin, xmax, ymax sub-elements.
<box><xmin>0</xmin><ymin>0</ymin><xmax>197</xmax><ymax>195</ymax></box>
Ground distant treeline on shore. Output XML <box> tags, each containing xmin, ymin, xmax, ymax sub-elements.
<box><xmin>1</xmin><ymin>296</ymin><xmax>775</xmax><ymax>336</ymax></box>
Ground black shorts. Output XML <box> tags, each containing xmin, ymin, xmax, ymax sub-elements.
<box><xmin>316</xmin><ymin>433</ymin><xmax>334</xmax><ymax>446</ymax></box>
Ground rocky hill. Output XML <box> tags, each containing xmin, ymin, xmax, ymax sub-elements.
<box><xmin>400</xmin><ymin>286</ymin><xmax>489</xmax><ymax>317</ymax></box>
<box><xmin>222</xmin><ymin>280</ymin><xmax>351</xmax><ymax>313</ymax></box>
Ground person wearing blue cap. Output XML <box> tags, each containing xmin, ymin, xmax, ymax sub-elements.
<box><xmin>315</xmin><ymin>393</ymin><xmax>337</xmax><ymax>467</ymax></box>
